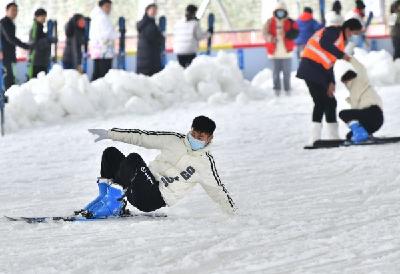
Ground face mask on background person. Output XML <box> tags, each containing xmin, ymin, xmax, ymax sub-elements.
<box><xmin>274</xmin><ymin>9</ymin><xmax>287</xmax><ymax>19</ymax></box>
<box><xmin>187</xmin><ymin>132</ymin><xmax>207</xmax><ymax>151</ymax></box>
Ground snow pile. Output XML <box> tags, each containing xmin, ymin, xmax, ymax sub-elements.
<box><xmin>4</xmin><ymin>52</ymin><xmax>267</xmax><ymax>132</ymax></box>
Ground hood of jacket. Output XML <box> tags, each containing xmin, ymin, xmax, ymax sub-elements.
<box><xmin>137</xmin><ymin>14</ymin><xmax>155</xmax><ymax>32</ymax></box>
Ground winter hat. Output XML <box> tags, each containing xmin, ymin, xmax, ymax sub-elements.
<box><xmin>274</xmin><ymin>1</ymin><xmax>287</xmax><ymax>11</ymax></box>
<box><xmin>355</xmin><ymin>0</ymin><xmax>366</xmax><ymax>9</ymax></box>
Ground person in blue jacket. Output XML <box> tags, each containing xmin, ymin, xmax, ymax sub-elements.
<box><xmin>295</xmin><ymin>7</ymin><xmax>322</xmax><ymax>58</ymax></box>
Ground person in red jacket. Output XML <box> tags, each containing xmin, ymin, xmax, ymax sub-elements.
<box><xmin>263</xmin><ymin>1</ymin><xmax>298</xmax><ymax>96</ymax></box>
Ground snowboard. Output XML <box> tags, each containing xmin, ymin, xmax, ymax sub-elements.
<box><xmin>117</xmin><ymin>16</ymin><xmax>126</xmax><ymax>70</ymax></box>
<box><xmin>304</xmin><ymin>136</ymin><xmax>400</xmax><ymax>149</ymax></box>
<box><xmin>5</xmin><ymin>212</ymin><xmax>167</xmax><ymax>224</ymax></box>
<box><xmin>206</xmin><ymin>13</ymin><xmax>215</xmax><ymax>55</ymax></box>
<box><xmin>47</xmin><ymin>19</ymin><xmax>58</xmax><ymax>69</ymax></box>
<box><xmin>83</xmin><ymin>17</ymin><xmax>91</xmax><ymax>74</ymax></box>
<box><xmin>53</xmin><ymin>20</ymin><xmax>58</xmax><ymax>66</ymax></box>
<box><xmin>159</xmin><ymin>15</ymin><xmax>167</xmax><ymax>69</ymax></box>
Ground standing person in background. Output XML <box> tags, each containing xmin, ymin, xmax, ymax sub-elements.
<box><xmin>325</xmin><ymin>1</ymin><xmax>345</xmax><ymax>27</ymax></box>
<box><xmin>389</xmin><ymin>0</ymin><xmax>400</xmax><ymax>60</ymax></box>
<box><xmin>295</xmin><ymin>7</ymin><xmax>322</xmax><ymax>58</ymax></box>
<box><xmin>89</xmin><ymin>0</ymin><xmax>117</xmax><ymax>81</ymax></box>
<box><xmin>296</xmin><ymin>19</ymin><xmax>362</xmax><ymax>143</ymax></box>
<box><xmin>0</xmin><ymin>2</ymin><xmax>31</xmax><ymax>90</ymax></box>
<box><xmin>62</xmin><ymin>14</ymin><xmax>86</xmax><ymax>73</ymax></box>
<box><xmin>136</xmin><ymin>4</ymin><xmax>164</xmax><ymax>76</ymax></box>
<box><xmin>173</xmin><ymin>4</ymin><xmax>210</xmax><ymax>68</ymax></box>
<box><xmin>263</xmin><ymin>1</ymin><xmax>298</xmax><ymax>96</ymax></box>
<box><xmin>28</xmin><ymin>8</ymin><xmax>55</xmax><ymax>79</ymax></box>
<box><xmin>345</xmin><ymin>0</ymin><xmax>366</xmax><ymax>49</ymax></box>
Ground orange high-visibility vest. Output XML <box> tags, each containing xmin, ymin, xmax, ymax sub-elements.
<box><xmin>301</xmin><ymin>28</ymin><xmax>345</xmax><ymax>70</ymax></box>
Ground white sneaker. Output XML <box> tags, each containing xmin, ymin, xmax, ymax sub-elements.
<box><xmin>326</xmin><ymin>122</ymin><xmax>340</xmax><ymax>139</ymax></box>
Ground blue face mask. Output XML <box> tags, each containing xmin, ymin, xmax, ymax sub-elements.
<box><xmin>275</xmin><ymin>9</ymin><xmax>287</xmax><ymax>19</ymax></box>
<box><xmin>187</xmin><ymin>133</ymin><xmax>207</xmax><ymax>151</ymax></box>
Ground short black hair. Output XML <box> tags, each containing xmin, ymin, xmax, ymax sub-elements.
<box><xmin>304</xmin><ymin>7</ymin><xmax>313</xmax><ymax>14</ymax></box>
<box><xmin>342</xmin><ymin>18</ymin><xmax>363</xmax><ymax>31</ymax></box>
<box><xmin>99</xmin><ymin>0</ymin><xmax>112</xmax><ymax>7</ymax></box>
<box><xmin>192</xmin><ymin>116</ymin><xmax>216</xmax><ymax>135</ymax></box>
<box><xmin>355</xmin><ymin>0</ymin><xmax>366</xmax><ymax>9</ymax></box>
<box><xmin>6</xmin><ymin>2</ymin><xmax>17</xmax><ymax>10</ymax></box>
<box><xmin>34</xmin><ymin>8</ymin><xmax>47</xmax><ymax>17</ymax></box>
<box><xmin>341</xmin><ymin>70</ymin><xmax>357</xmax><ymax>82</ymax></box>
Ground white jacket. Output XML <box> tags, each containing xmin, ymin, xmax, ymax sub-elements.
<box><xmin>341</xmin><ymin>58</ymin><xmax>383</xmax><ymax>109</ymax></box>
<box><xmin>325</xmin><ymin>11</ymin><xmax>344</xmax><ymax>27</ymax></box>
<box><xmin>173</xmin><ymin>19</ymin><xmax>209</xmax><ymax>55</ymax></box>
<box><xmin>108</xmin><ymin>128</ymin><xmax>237</xmax><ymax>215</ymax></box>
<box><xmin>89</xmin><ymin>6</ymin><xmax>118</xmax><ymax>59</ymax></box>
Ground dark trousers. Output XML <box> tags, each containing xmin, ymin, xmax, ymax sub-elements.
<box><xmin>100</xmin><ymin>147</ymin><xmax>166</xmax><ymax>212</ymax></box>
<box><xmin>177</xmin><ymin>54</ymin><xmax>196</xmax><ymax>68</ymax></box>
<box><xmin>306</xmin><ymin>80</ymin><xmax>337</xmax><ymax>123</ymax></box>
<box><xmin>392</xmin><ymin>36</ymin><xmax>400</xmax><ymax>60</ymax></box>
<box><xmin>339</xmin><ymin>105</ymin><xmax>384</xmax><ymax>139</ymax></box>
<box><xmin>92</xmin><ymin>58</ymin><xmax>113</xmax><ymax>81</ymax></box>
<box><xmin>29</xmin><ymin>65</ymin><xmax>47</xmax><ymax>80</ymax></box>
<box><xmin>3</xmin><ymin>62</ymin><xmax>15</xmax><ymax>91</ymax></box>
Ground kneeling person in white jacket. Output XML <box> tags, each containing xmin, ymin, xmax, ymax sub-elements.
<box><xmin>338</xmin><ymin>57</ymin><xmax>384</xmax><ymax>143</ymax></box>
<box><xmin>85</xmin><ymin>116</ymin><xmax>237</xmax><ymax>217</ymax></box>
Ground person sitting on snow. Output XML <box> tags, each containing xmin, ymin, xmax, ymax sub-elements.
<box><xmin>337</xmin><ymin>57</ymin><xmax>383</xmax><ymax>143</ymax></box>
<box><xmin>80</xmin><ymin>116</ymin><xmax>237</xmax><ymax>218</ymax></box>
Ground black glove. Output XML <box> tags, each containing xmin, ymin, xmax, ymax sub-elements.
<box><xmin>208</xmin><ymin>27</ymin><xmax>214</xmax><ymax>34</ymax></box>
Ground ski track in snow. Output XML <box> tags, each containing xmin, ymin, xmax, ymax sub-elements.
<box><xmin>1</xmin><ymin>84</ymin><xmax>400</xmax><ymax>274</ymax></box>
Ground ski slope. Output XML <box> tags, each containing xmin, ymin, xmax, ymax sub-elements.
<box><xmin>1</xmin><ymin>55</ymin><xmax>400</xmax><ymax>273</ymax></box>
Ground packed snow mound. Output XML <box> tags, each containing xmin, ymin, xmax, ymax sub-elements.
<box><xmin>4</xmin><ymin>52</ymin><xmax>267</xmax><ymax>132</ymax></box>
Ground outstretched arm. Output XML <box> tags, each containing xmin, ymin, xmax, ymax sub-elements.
<box><xmin>88</xmin><ymin>128</ymin><xmax>185</xmax><ymax>150</ymax></box>
<box><xmin>200</xmin><ymin>152</ymin><xmax>237</xmax><ymax>215</ymax></box>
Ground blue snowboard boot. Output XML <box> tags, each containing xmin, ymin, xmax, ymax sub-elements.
<box><xmin>79</xmin><ymin>179</ymin><xmax>126</xmax><ymax>219</ymax></box>
<box><xmin>350</xmin><ymin>122</ymin><xmax>369</xmax><ymax>144</ymax></box>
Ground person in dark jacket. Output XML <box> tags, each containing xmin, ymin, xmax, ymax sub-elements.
<box><xmin>295</xmin><ymin>7</ymin><xmax>322</xmax><ymax>58</ymax></box>
<box><xmin>296</xmin><ymin>19</ymin><xmax>362</xmax><ymax>143</ymax></box>
<box><xmin>28</xmin><ymin>8</ymin><xmax>55</xmax><ymax>79</ymax></box>
<box><xmin>62</xmin><ymin>14</ymin><xmax>86</xmax><ymax>73</ymax></box>
<box><xmin>136</xmin><ymin>4</ymin><xmax>165</xmax><ymax>76</ymax></box>
<box><xmin>389</xmin><ymin>0</ymin><xmax>400</xmax><ymax>60</ymax></box>
<box><xmin>0</xmin><ymin>2</ymin><xmax>31</xmax><ymax>90</ymax></box>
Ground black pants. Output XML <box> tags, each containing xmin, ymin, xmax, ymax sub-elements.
<box><xmin>306</xmin><ymin>80</ymin><xmax>337</xmax><ymax>123</ymax></box>
<box><xmin>339</xmin><ymin>105</ymin><xmax>384</xmax><ymax>139</ymax></box>
<box><xmin>392</xmin><ymin>36</ymin><xmax>400</xmax><ymax>60</ymax></box>
<box><xmin>100</xmin><ymin>147</ymin><xmax>166</xmax><ymax>212</ymax></box>
<box><xmin>177</xmin><ymin>54</ymin><xmax>196</xmax><ymax>68</ymax></box>
<box><xmin>92</xmin><ymin>59</ymin><xmax>113</xmax><ymax>81</ymax></box>
<box><xmin>3</xmin><ymin>62</ymin><xmax>15</xmax><ymax>91</ymax></box>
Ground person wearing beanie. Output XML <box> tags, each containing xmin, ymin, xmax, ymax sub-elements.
<box><xmin>345</xmin><ymin>0</ymin><xmax>367</xmax><ymax>49</ymax></box>
<box><xmin>296</xmin><ymin>18</ymin><xmax>363</xmax><ymax>144</ymax></box>
<box><xmin>28</xmin><ymin>8</ymin><xmax>56</xmax><ymax>79</ymax></box>
<box><xmin>336</xmin><ymin>57</ymin><xmax>383</xmax><ymax>143</ymax></box>
<box><xmin>325</xmin><ymin>0</ymin><xmax>345</xmax><ymax>27</ymax></box>
<box><xmin>295</xmin><ymin>7</ymin><xmax>322</xmax><ymax>58</ymax></box>
<box><xmin>173</xmin><ymin>4</ymin><xmax>210</xmax><ymax>68</ymax></box>
<box><xmin>263</xmin><ymin>1</ymin><xmax>299</xmax><ymax>96</ymax></box>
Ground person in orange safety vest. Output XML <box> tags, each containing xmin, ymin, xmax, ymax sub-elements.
<box><xmin>296</xmin><ymin>18</ymin><xmax>362</xmax><ymax>144</ymax></box>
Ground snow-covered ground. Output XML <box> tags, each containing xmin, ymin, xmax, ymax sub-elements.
<box><xmin>1</xmin><ymin>52</ymin><xmax>400</xmax><ymax>273</ymax></box>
